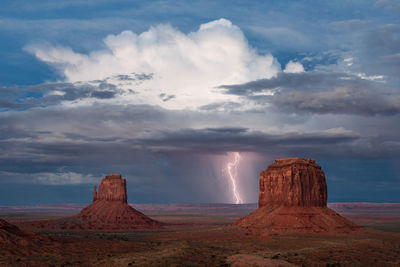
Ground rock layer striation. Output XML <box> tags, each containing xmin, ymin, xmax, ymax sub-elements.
<box><xmin>236</xmin><ymin>158</ymin><xmax>361</xmax><ymax>236</ymax></box>
<box><xmin>93</xmin><ymin>174</ymin><xmax>127</xmax><ymax>203</ymax></box>
<box><xmin>259</xmin><ymin>158</ymin><xmax>327</xmax><ymax>207</ymax></box>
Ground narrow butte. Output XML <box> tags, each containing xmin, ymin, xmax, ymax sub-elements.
<box><xmin>21</xmin><ymin>174</ymin><xmax>162</xmax><ymax>230</ymax></box>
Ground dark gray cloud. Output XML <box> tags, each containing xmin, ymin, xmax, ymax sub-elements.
<box><xmin>3</xmin><ymin>102</ymin><xmax>398</xmax><ymax>205</ymax></box>
<box><xmin>90</xmin><ymin>90</ymin><xmax>116</xmax><ymax>99</ymax></box>
<box><xmin>0</xmin><ymin>121</ymin><xmax>364</xmax><ymax>202</ymax></box>
<box><xmin>199</xmin><ymin>101</ymin><xmax>242</xmax><ymax>112</ymax></box>
<box><xmin>133</xmin><ymin>73</ymin><xmax>154</xmax><ymax>81</ymax></box>
<box><xmin>359</xmin><ymin>24</ymin><xmax>400</xmax><ymax>80</ymax></box>
<box><xmin>159</xmin><ymin>93</ymin><xmax>175</xmax><ymax>102</ymax></box>
<box><xmin>108</xmin><ymin>73</ymin><xmax>154</xmax><ymax>82</ymax></box>
<box><xmin>220</xmin><ymin>72</ymin><xmax>352</xmax><ymax>95</ymax></box>
<box><xmin>0</xmin><ymin>121</ymin><xmax>361</xmax><ymax>165</ymax></box>
<box><xmin>63</xmin><ymin>132</ymin><xmax>121</xmax><ymax>142</ymax></box>
<box><xmin>220</xmin><ymin>72</ymin><xmax>400</xmax><ymax>116</ymax></box>
<box><xmin>0</xmin><ymin>82</ymin><xmax>121</xmax><ymax>110</ymax></box>
<box><xmin>0</xmin><ymin>102</ymin><xmax>364</xmax><ymax>174</ymax></box>
<box><xmin>269</xmin><ymin>85</ymin><xmax>399</xmax><ymax>116</ymax></box>
<box><xmin>0</xmin><ymin>92</ymin><xmax>399</xmax><ymax>203</ymax></box>
<box><xmin>2</xmin><ymin>101</ymin><xmax>398</xmax><ymax>164</ymax></box>
<box><xmin>204</xmin><ymin>127</ymin><xmax>248</xmax><ymax>134</ymax></box>
<box><xmin>220</xmin><ymin>24</ymin><xmax>400</xmax><ymax>117</ymax></box>
<box><xmin>135</xmin><ymin>127</ymin><xmax>360</xmax><ymax>154</ymax></box>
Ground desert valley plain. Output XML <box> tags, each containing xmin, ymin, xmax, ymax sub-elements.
<box><xmin>1</xmin><ymin>158</ymin><xmax>400</xmax><ymax>267</ymax></box>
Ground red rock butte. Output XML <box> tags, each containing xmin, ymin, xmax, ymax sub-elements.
<box><xmin>93</xmin><ymin>174</ymin><xmax>128</xmax><ymax>203</ymax></box>
<box><xmin>259</xmin><ymin>158</ymin><xmax>327</xmax><ymax>207</ymax></box>
<box><xmin>76</xmin><ymin>174</ymin><xmax>162</xmax><ymax>230</ymax></box>
<box><xmin>21</xmin><ymin>174</ymin><xmax>162</xmax><ymax>230</ymax></box>
<box><xmin>235</xmin><ymin>158</ymin><xmax>361</xmax><ymax>236</ymax></box>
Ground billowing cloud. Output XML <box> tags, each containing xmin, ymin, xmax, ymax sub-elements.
<box><xmin>26</xmin><ymin>19</ymin><xmax>281</xmax><ymax>109</ymax></box>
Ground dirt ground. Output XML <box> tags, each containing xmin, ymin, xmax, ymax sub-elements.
<box><xmin>1</xmin><ymin>204</ymin><xmax>400</xmax><ymax>266</ymax></box>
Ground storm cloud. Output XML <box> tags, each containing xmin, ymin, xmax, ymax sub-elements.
<box><xmin>1</xmin><ymin>1</ymin><xmax>400</xmax><ymax>204</ymax></box>
<box><xmin>0</xmin><ymin>82</ymin><xmax>121</xmax><ymax>110</ymax></box>
<box><xmin>220</xmin><ymin>72</ymin><xmax>400</xmax><ymax>116</ymax></box>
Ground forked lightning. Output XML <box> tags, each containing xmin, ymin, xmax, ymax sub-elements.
<box><xmin>226</xmin><ymin>152</ymin><xmax>243</xmax><ymax>204</ymax></box>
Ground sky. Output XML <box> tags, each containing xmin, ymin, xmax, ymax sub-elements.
<box><xmin>0</xmin><ymin>0</ymin><xmax>399</xmax><ymax>205</ymax></box>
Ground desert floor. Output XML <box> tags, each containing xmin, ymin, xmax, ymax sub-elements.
<box><xmin>1</xmin><ymin>203</ymin><xmax>400</xmax><ymax>266</ymax></box>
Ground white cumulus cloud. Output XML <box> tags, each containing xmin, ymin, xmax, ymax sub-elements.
<box><xmin>26</xmin><ymin>19</ymin><xmax>282</xmax><ymax>110</ymax></box>
<box><xmin>283</xmin><ymin>60</ymin><xmax>305</xmax><ymax>73</ymax></box>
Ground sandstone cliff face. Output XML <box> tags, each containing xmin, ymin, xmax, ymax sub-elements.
<box><xmin>93</xmin><ymin>174</ymin><xmax>127</xmax><ymax>203</ymax></box>
<box><xmin>259</xmin><ymin>158</ymin><xmax>327</xmax><ymax>207</ymax></box>
<box><xmin>236</xmin><ymin>158</ymin><xmax>361</xmax><ymax>235</ymax></box>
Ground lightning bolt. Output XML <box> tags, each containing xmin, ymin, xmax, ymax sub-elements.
<box><xmin>226</xmin><ymin>152</ymin><xmax>243</xmax><ymax>204</ymax></box>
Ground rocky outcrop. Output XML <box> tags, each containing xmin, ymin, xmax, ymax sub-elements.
<box><xmin>93</xmin><ymin>174</ymin><xmax>127</xmax><ymax>203</ymax></box>
<box><xmin>259</xmin><ymin>158</ymin><xmax>327</xmax><ymax>207</ymax></box>
<box><xmin>0</xmin><ymin>218</ymin><xmax>36</xmax><ymax>239</ymax></box>
<box><xmin>0</xmin><ymin>218</ymin><xmax>51</xmax><ymax>256</ymax></box>
<box><xmin>75</xmin><ymin>174</ymin><xmax>162</xmax><ymax>230</ymax></box>
<box><xmin>21</xmin><ymin>174</ymin><xmax>162</xmax><ymax>230</ymax></box>
<box><xmin>235</xmin><ymin>158</ymin><xmax>361</xmax><ymax>236</ymax></box>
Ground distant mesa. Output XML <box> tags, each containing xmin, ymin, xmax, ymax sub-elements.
<box><xmin>235</xmin><ymin>158</ymin><xmax>362</xmax><ymax>236</ymax></box>
<box><xmin>21</xmin><ymin>174</ymin><xmax>162</xmax><ymax>230</ymax></box>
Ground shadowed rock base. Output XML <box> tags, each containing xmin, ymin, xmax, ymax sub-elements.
<box><xmin>77</xmin><ymin>200</ymin><xmax>161</xmax><ymax>230</ymax></box>
<box><xmin>1</xmin><ymin>218</ymin><xmax>36</xmax><ymax>241</ymax></box>
<box><xmin>235</xmin><ymin>205</ymin><xmax>361</xmax><ymax>236</ymax></box>
<box><xmin>0</xmin><ymin>218</ymin><xmax>51</xmax><ymax>255</ymax></box>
